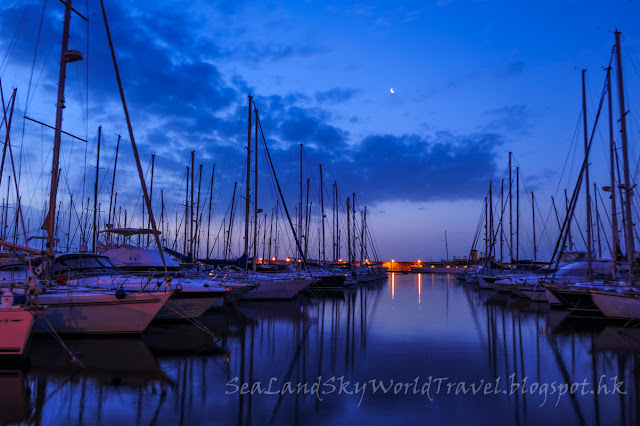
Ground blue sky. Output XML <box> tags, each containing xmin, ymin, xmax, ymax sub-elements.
<box><xmin>1</xmin><ymin>0</ymin><xmax>639</xmax><ymax>261</ymax></box>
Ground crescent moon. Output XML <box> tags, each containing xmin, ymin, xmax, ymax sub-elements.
<box><xmin>390</xmin><ymin>88</ymin><xmax>395</xmax><ymax>94</ymax></box>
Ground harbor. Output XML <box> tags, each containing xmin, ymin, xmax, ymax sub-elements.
<box><xmin>2</xmin><ymin>1</ymin><xmax>640</xmax><ymax>425</ymax></box>
<box><xmin>2</xmin><ymin>274</ymin><xmax>639</xmax><ymax>425</ymax></box>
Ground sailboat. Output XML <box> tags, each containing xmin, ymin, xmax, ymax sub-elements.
<box><xmin>0</xmin><ymin>0</ymin><xmax>176</xmax><ymax>335</ymax></box>
<box><xmin>585</xmin><ymin>30</ymin><xmax>640</xmax><ymax>319</ymax></box>
<box><xmin>544</xmin><ymin>31</ymin><xmax>639</xmax><ymax>318</ymax></box>
<box><xmin>0</xmin><ymin>291</ymin><xmax>35</xmax><ymax>359</ymax></box>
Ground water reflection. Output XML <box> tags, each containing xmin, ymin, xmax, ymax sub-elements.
<box><xmin>7</xmin><ymin>275</ymin><xmax>640</xmax><ymax>425</ymax></box>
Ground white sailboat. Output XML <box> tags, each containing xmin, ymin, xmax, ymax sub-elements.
<box><xmin>590</xmin><ymin>286</ymin><xmax>640</xmax><ymax>320</ymax></box>
<box><xmin>0</xmin><ymin>292</ymin><xmax>35</xmax><ymax>357</ymax></box>
<box><xmin>33</xmin><ymin>289</ymin><xmax>171</xmax><ymax>334</ymax></box>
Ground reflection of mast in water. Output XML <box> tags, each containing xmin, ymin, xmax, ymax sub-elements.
<box><xmin>418</xmin><ymin>273</ymin><xmax>422</xmax><ymax>307</ymax></box>
<box><xmin>265</xmin><ymin>321</ymin><xmax>312</xmax><ymax>425</ymax></box>
<box><xmin>590</xmin><ymin>334</ymin><xmax>601</xmax><ymax>426</ymax></box>
<box><xmin>446</xmin><ymin>274</ymin><xmax>450</xmax><ymax>317</ymax></box>
<box><xmin>247</xmin><ymin>324</ymin><xmax>256</xmax><ymax>426</ymax></box>
<box><xmin>0</xmin><ymin>370</ymin><xmax>30</xmax><ymax>425</ymax></box>
<box><xmin>316</xmin><ymin>298</ymin><xmax>326</xmax><ymax>411</ymax></box>
<box><xmin>547</xmin><ymin>335</ymin><xmax>588</xmax><ymax>425</ymax></box>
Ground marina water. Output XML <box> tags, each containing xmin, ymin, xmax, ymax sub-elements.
<box><xmin>2</xmin><ymin>273</ymin><xmax>637</xmax><ymax>425</ymax></box>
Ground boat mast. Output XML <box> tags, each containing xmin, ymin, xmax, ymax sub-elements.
<box><xmin>190</xmin><ymin>151</ymin><xmax>195</xmax><ymax>259</ymax></box>
<box><xmin>516</xmin><ymin>167</ymin><xmax>520</xmax><ymax>262</ymax></box>
<box><xmin>332</xmin><ymin>182</ymin><xmax>336</xmax><ymax>261</ymax></box>
<box><xmin>304</xmin><ymin>178</ymin><xmax>310</xmax><ymax>260</ymax></box>
<box><xmin>46</xmin><ymin>0</ymin><xmax>74</xmax><ymax>276</ymax></box>
<box><xmin>582</xmin><ymin>69</ymin><xmax>593</xmax><ymax>279</ymax></box>
<box><xmin>445</xmin><ymin>231</ymin><xmax>449</xmax><ymax>262</ymax></box>
<box><xmin>360</xmin><ymin>208</ymin><xmax>364</xmax><ymax>265</ymax></box>
<box><xmin>551</xmin><ymin>196</ymin><xmax>561</xmax><ymax>235</ymax></box>
<box><xmin>606</xmin><ymin>66</ymin><xmax>618</xmax><ymax>278</ymax></box>
<box><xmin>335</xmin><ymin>181</ymin><xmax>340</xmax><ymax>261</ymax></box>
<box><xmin>253</xmin><ymin>107</ymin><xmax>259</xmax><ymax>273</ymax></box>
<box><xmin>268</xmin><ymin>207</ymin><xmax>273</xmax><ymax>262</ymax></box>
<box><xmin>92</xmin><ymin>126</ymin><xmax>101</xmax><ymax>253</ymax></box>
<box><xmin>615</xmin><ymin>30</ymin><xmax>634</xmax><ymax>281</ymax></box>
<box><xmin>195</xmin><ymin>162</ymin><xmax>202</xmax><ymax>258</ymax></box>
<box><xmin>320</xmin><ymin>164</ymin><xmax>325</xmax><ymax>264</ymax></box>
<box><xmin>206</xmin><ymin>164</ymin><xmax>215</xmax><ymax>259</ymax></box>
<box><xmin>489</xmin><ymin>181</ymin><xmax>493</xmax><ymax>261</ymax></box>
<box><xmin>101</xmin><ymin>0</ymin><xmax>167</xmax><ymax>272</ymax></box>
<box><xmin>299</xmin><ymin>143</ymin><xmax>303</xmax><ymax>269</ymax></box>
<box><xmin>565</xmin><ymin>189</ymin><xmax>573</xmax><ymax>250</ymax></box>
<box><xmin>184</xmin><ymin>166</ymin><xmax>188</xmax><ymax>256</ymax></box>
<box><xmin>508</xmin><ymin>152</ymin><xmax>513</xmax><ymax>265</ymax></box>
<box><xmin>274</xmin><ymin>199</ymin><xmax>279</xmax><ymax>259</ymax></box>
<box><xmin>148</xmin><ymin>153</ymin><xmax>155</xmax><ymax>246</ymax></box>
<box><xmin>160</xmin><ymin>190</ymin><xmax>164</xmax><ymax>245</ymax></box>
<box><xmin>594</xmin><ymin>183</ymin><xmax>602</xmax><ymax>259</ymax></box>
<box><xmin>262</xmin><ymin>214</ymin><xmax>267</xmax><ymax>262</ymax></box>
<box><xmin>500</xmin><ymin>179</ymin><xmax>504</xmax><ymax>262</ymax></box>
<box><xmin>227</xmin><ymin>182</ymin><xmax>237</xmax><ymax>259</ymax></box>
<box><xmin>244</xmin><ymin>95</ymin><xmax>252</xmax><ymax>269</ymax></box>
<box><xmin>484</xmin><ymin>196</ymin><xmax>488</xmax><ymax>261</ymax></box>
<box><xmin>532</xmin><ymin>192</ymin><xmax>536</xmax><ymax>262</ymax></box>
<box><xmin>346</xmin><ymin>196</ymin><xmax>351</xmax><ymax>264</ymax></box>
<box><xmin>107</xmin><ymin>135</ymin><xmax>120</xmax><ymax>229</ymax></box>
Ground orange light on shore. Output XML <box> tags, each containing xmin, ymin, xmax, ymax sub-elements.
<box><xmin>286</xmin><ymin>257</ymin><xmax>291</xmax><ymax>262</ymax></box>
<box><xmin>272</xmin><ymin>257</ymin><xmax>276</xmax><ymax>261</ymax></box>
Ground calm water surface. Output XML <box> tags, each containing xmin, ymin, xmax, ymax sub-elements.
<box><xmin>2</xmin><ymin>273</ymin><xmax>639</xmax><ymax>425</ymax></box>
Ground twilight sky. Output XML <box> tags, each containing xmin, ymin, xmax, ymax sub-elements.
<box><xmin>1</xmin><ymin>0</ymin><xmax>640</xmax><ymax>262</ymax></box>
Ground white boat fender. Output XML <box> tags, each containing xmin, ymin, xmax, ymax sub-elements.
<box><xmin>1</xmin><ymin>290</ymin><xmax>13</xmax><ymax>308</ymax></box>
<box><xmin>115</xmin><ymin>287</ymin><xmax>127</xmax><ymax>299</ymax></box>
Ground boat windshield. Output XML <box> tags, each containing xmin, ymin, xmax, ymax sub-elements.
<box><xmin>56</xmin><ymin>256</ymin><xmax>120</xmax><ymax>274</ymax></box>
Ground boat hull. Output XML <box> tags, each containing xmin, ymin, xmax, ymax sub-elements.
<box><xmin>157</xmin><ymin>293</ymin><xmax>224</xmax><ymax>319</ymax></box>
<box><xmin>241</xmin><ymin>278</ymin><xmax>312</xmax><ymax>300</ymax></box>
<box><xmin>545</xmin><ymin>286</ymin><xmax>601</xmax><ymax>315</ymax></box>
<box><xmin>33</xmin><ymin>291</ymin><xmax>171</xmax><ymax>334</ymax></box>
<box><xmin>591</xmin><ymin>291</ymin><xmax>640</xmax><ymax>319</ymax></box>
<box><xmin>0</xmin><ymin>307</ymin><xmax>34</xmax><ymax>357</ymax></box>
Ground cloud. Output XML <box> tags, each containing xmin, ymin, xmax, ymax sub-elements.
<box><xmin>315</xmin><ymin>88</ymin><xmax>359</xmax><ymax>104</ymax></box>
<box><xmin>505</xmin><ymin>61</ymin><xmax>525</xmax><ymax>78</ymax></box>
<box><xmin>483</xmin><ymin>104</ymin><xmax>531</xmax><ymax>136</ymax></box>
<box><xmin>1</xmin><ymin>0</ymin><xmax>507</xmax><ymax>242</ymax></box>
<box><xmin>330</xmin><ymin>131</ymin><xmax>504</xmax><ymax>203</ymax></box>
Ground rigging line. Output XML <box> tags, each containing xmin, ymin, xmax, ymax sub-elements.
<box><xmin>257</xmin><ymin>115</ymin><xmax>311</xmax><ymax>275</ymax></box>
<box><xmin>551</xmin><ymin>63</ymin><xmax>610</xmax><ymax>266</ymax></box>
<box><xmin>552</xmin><ymin>110</ymin><xmax>584</xmax><ymax>202</ymax></box>
<box><xmin>24</xmin><ymin>0</ymin><xmax>49</xmax><ymax>113</ymax></box>
<box><xmin>621</xmin><ymin>35</ymin><xmax>640</xmax><ymax>89</ymax></box>
<box><xmin>101</xmin><ymin>0</ymin><xmax>167</xmax><ymax>273</ymax></box>
<box><xmin>72</xmin><ymin>61</ymin><xmax>89</xmax><ymax>140</ymax></box>
<box><xmin>84</xmin><ymin>0</ymin><xmax>89</xmax><ymax>138</ymax></box>
<box><xmin>594</xmin><ymin>186</ymin><xmax>614</xmax><ymax>257</ymax></box>
<box><xmin>23</xmin><ymin>116</ymin><xmax>87</xmax><ymax>142</ymax></box>
<box><xmin>518</xmin><ymin>176</ymin><xmax>554</xmax><ymax>258</ymax></box>
<box><xmin>0</xmin><ymin>1</ymin><xmax>33</xmax><ymax>75</ymax></box>
<box><xmin>548</xmin><ymin>50</ymin><xmax>613</xmax><ymax>204</ymax></box>
<box><xmin>57</xmin><ymin>0</ymin><xmax>88</xmax><ymax>21</ymax></box>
